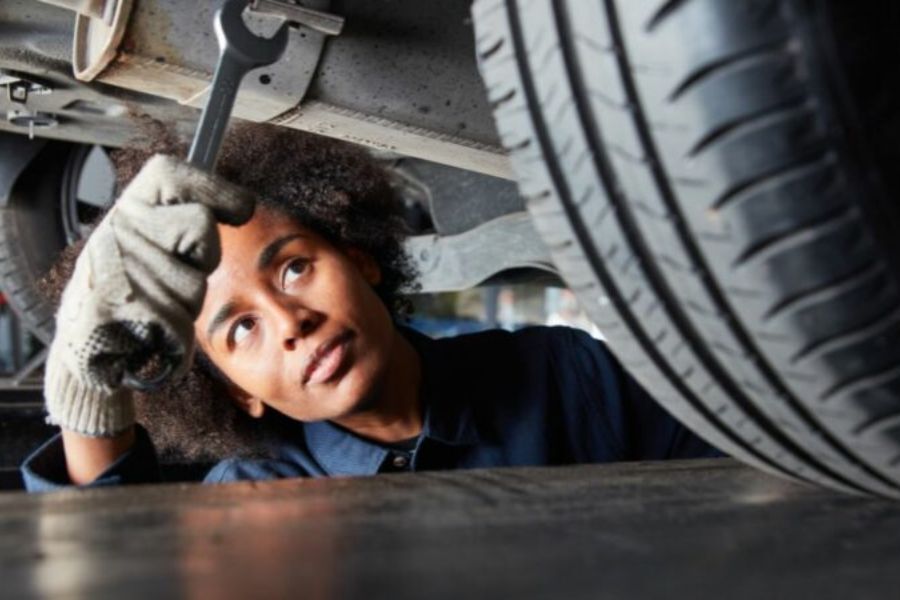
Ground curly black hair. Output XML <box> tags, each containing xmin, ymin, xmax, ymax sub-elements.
<box><xmin>42</xmin><ymin>121</ymin><xmax>418</xmax><ymax>462</ymax></box>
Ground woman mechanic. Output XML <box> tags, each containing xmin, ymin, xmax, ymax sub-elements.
<box><xmin>22</xmin><ymin>124</ymin><xmax>720</xmax><ymax>491</ymax></box>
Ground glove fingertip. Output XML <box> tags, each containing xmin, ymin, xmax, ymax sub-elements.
<box><xmin>178</xmin><ymin>167</ymin><xmax>255</xmax><ymax>226</ymax></box>
<box><xmin>213</xmin><ymin>194</ymin><xmax>256</xmax><ymax>227</ymax></box>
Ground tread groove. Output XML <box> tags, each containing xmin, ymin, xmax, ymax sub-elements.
<box><xmin>791</xmin><ymin>306</ymin><xmax>900</xmax><ymax>364</ymax></box>
<box><xmin>587</xmin><ymin>87</ymin><xmax>629</xmax><ymax>111</ymax></box>
<box><xmin>490</xmin><ymin>89</ymin><xmax>516</xmax><ymax>109</ymax></box>
<box><xmin>853</xmin><ymin>412</ymin><xmax>900</xmax><ymax>437</ymax></box>
<box><xmin>711</xmin><ymin>151</ymin><xmax>835</xmax><ymax>212</ymax></box>
<box><xmin>687</xmin><ymin>98</ymin><xmax>810</xmax><ymax>158</ymax></box>
<box><xmin>732</xmin><ymin>205</ymin><xmax>856</xmax><ymax>268</ymax></box>
<box><xmin>644</xmin><ymin>0</ymin><xmax>689</xmax><ymax>33</ymax></box>
<box><xmin>479</xmin><ymin>38</ymin><xmax>505</xmax><ymax>60</ymax></box>
<box><xmin>762</xmin><ymin>262</ymin><xmax>884</xmax><ymax>321</ymax></box>
<box><xmin>668</xmin><ymin>40</ymin><xmax>791</xmax><ymax>101</ymax></box>
<box><xmin>822</xmin><ymin>362</ymin><xmax>900</xmax><ymax>403</ymax></box>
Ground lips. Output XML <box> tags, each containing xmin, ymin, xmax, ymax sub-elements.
<box><xmin>302</xmin><ymin>330</ymin><xmax>354</xmax><ymax>385</ymax></box>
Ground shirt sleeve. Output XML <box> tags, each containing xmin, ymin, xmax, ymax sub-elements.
<box><xmin>20</xmin><ymin>424</ymin><xmax>163</xmax><ymax>492</ymax></box>
<box><xmin>566</xmin><ymin>328</ymin><xmax>724</xmax><ymax>461</ymax></box>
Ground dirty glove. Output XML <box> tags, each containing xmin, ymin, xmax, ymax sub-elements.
<box><xmin>44</xmin><ymin>155</ymin><xmax>254</xmax><ymax>437</ymax></box>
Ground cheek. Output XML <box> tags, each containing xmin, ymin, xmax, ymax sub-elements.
<box><xmin>242</xmin><ymin>343</ymin><xmax>292</xmax><ymax>392</ymax></box>
<box><xmin>340</xmin><ymin>262</ymin><xmax>388</xmax><ymax>321</ymax></box>
<box><xmin>197</xmin><ymin>340</ymin><xmax>285</xmax><ymax>402</ymax></box>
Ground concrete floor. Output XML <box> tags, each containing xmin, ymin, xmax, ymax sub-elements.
<box><xmin>1</xmin><ymin>458</ymin><xmax>898</xmax><ymax>599</ymax></box>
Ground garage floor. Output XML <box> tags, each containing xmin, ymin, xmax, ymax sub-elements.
<box><xmin>1</xmin><ymin>458</ymin><xmax>898</xmax><ymax>599</ymax></box>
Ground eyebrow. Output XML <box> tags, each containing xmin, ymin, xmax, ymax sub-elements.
<box><xmin>257</xmin><ymin>233</ymin><xmax>307</xmax><ymax>271</ymax></box>
<box><xmin>206</xmin><ymin>301</ymin><xmax>238</xmax><ymax>343</ymax></box>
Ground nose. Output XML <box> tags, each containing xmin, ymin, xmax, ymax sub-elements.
<box><xmin>269</xmin><ymin>299</ymin><xmax>323</xmax><ymax>351</ymax></box>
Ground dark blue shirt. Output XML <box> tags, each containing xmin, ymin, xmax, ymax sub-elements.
<box><xmin>21</xmin><ymin>326</ymin><xmax>721</xmax><ymax>491</ymax></box>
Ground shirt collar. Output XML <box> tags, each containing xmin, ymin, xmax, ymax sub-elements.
<box><xmin>303</xmin><ymin>326</ymin><xmax>481</xmax><ymax>477</ymax></box>
<box><xmin>303</xmin><ymin>419</ymin><xmax>389</xmax><ymax>476</ymax></box>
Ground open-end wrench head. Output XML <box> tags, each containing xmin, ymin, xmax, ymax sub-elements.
<box><xmin>214</xmin><ymin>0</ymin><xmax>290</xmax><ymax>68</ymax></box>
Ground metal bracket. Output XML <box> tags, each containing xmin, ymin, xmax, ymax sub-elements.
<box><xmin>248</xmin><ymin>0</ymin><xmax>344</xmax><ymax>36</ymax></box>
<box><xmin>404</xmin><ymin>212</ymin><xmax>556</xmax><ymax>293</ymax></box>
<box><xmin>2</xmin><ymin>76</ymin><xmax>57</xmax><ymax>138</ymax></box>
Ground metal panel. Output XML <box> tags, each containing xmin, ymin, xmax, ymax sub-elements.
<box><xmin>98</xmin><ymin>0</ymin><xmax>328</xmax><ymax>122</ymax></box>
<box><xmin>309</xmin><ymin>0</ymin><xmax>500</xmax><ymax>148</ymax></box>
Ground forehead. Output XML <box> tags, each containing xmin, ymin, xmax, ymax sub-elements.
<box><xmin>211</xmin><ymin>205</ymin><xmax>320</xmax><ymax>281</ymax></box>
<box><xmin>219</xmin><ymin>204</ymin><xmax>307</xmax><ymax>248</ymax></box>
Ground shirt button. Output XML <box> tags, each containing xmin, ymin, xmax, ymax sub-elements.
<box><xmin>391</xmin><ymin>454</ymin><xmax>409</xmax><ymax>469</ymax></box>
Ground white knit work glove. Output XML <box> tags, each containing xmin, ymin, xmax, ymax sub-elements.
<box><xmin>44</xmin><ymin>154</ymin><xmax>254</xmax><ymax>437</ymax></box>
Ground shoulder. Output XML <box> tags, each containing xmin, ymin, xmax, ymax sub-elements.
<box><xmin>202</xmin><ymin>427</ymin><xmax>323</xmax><ymax>483</ymax></box>
<box><xmin>204</xmin><ymin>455</ymin><xmax>315</xmax><ymax>484</ymax></box>
<box><xmin>469</xmin><ymin>325</ymin><xmax>609</xmax><ymax>373</ymax></box>
<box><xmin>425</xmin><ymin>324</ymin><xmax>598</xmax><ymax>359</ymax></box>
<box><xmin>413</xmin><ymin>325</ymin><xmax>614</xmax><ymax>383</ymax></box>
<box><xmin>426</xmin><ymin>324</ymin><xmax>614</xmax><ymax>397</ymax></box>
<box><xmin>499</xmin><ymin>326</ymin><xmax>626</xmax><ymax>410</ymax></box>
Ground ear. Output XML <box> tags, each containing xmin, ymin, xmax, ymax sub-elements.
<box><xmin>229</xmin><ymin>386</ymin><xmax>266</xmax><ymax>419</ymax></box>
<box><xmin>345</xmin><ymin>246</ymin><xmax>382</xmax><ymax>285</ymax></box>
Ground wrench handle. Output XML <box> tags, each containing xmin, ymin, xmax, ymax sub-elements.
<box><xmin>187</xmin><ymin>50</ymin><xmax>242</xmax><ymax>172</ymax></box>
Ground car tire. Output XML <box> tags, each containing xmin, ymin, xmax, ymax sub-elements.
<box><xmin>473</xmin><ymin>0</ymin><xmax>900</xmax><ymax>497</ymax></box>
<box><xmin>0</xmin><ymin>142</ymin><xmax>75</xmax><ymax>344</ymax></box>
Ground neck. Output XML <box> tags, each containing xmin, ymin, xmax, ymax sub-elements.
<box><xmin>331</xmin><ymin>328</ymin><xmax>423</xmax><ymax>443</ymax></box>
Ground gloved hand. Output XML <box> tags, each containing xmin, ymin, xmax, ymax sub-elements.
<box><xmin>45</xmin><ymin>154</ymin><xmax>254</xmax><ymax>437</ymax></box>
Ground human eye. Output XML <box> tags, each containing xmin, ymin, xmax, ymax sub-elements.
<box><xmin>281</xmin><ymin>257</ymin><xmax>312</xmax><ymax>288</ymax></box>
<box><xmin>228</xmin><ymin>317</ymin><xmax>256</xmax><ymax>347</ymax></box>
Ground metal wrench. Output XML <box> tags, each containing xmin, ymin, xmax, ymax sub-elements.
<box><xmin>187</xmin><ymin>0</ymin><xmax>290</xmax><ymax>171</ymax></box>
<box><xmin>123</xmin><ymin>0</ymin><xmax>289</xmax><ymax>391</ymax></box>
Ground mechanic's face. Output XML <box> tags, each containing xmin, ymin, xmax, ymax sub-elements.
<box><xmin>194</xmin><ymin>205</ymin><xmax>398</xmax><ymax>423</ymax></box>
